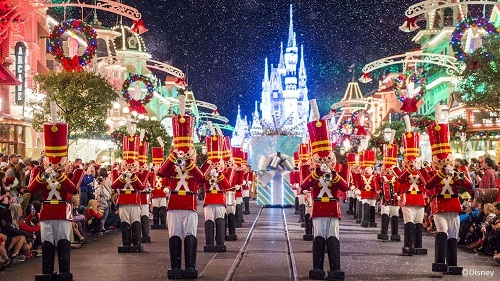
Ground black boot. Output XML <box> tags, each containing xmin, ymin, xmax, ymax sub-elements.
<box><xmin>377</xmin><ymin>214</ymin><xmax>390</xmax><ymax>240</ymax></box>
<box><xmin>369</xmin><ymin>206</ymin><xmax>377</xmax><ymax>227</ymax></box>
<box><xmin>294</xmin><ymin>196</ymin><xmax>299</xmax><ymax>214</ymax></box>
<box><xmin>182</xmin><ymin>235</ymin><xmax>198</xmax><ymax>279</ymax></box>
<box><xmin>446</xmin><ymin>238</ymin><xmax>462</xmax><ymax>275</ymax></box>
<box><xmin>215</xmin><ymin>218</ymin><xmax>227</xmax><ymax>252</ymax></box>
<box><xmin>204</xmin><ymin>220</ymin><xmax>216</xmax><ymax>252</ymax></box>
<box><xmin>309</xmin><ymin>236</ymin><xmax>326</xmax><ymax>280</ymax></box>
<box><xmin>141</xmin><ymin>215</ymin><xmax>151</xmax><ymax>243</ymax></box>
<box><xmin>346</xmin><ymin>197</ymin><xmax>354</xmax><ymax>215</ymax></box>
<box><xmin>235</xmin><ymin>205</ymin><xmax>242</xmax><ymax>227</ymax></box>
<box><xmin>432</xmin><ymin>232</ymin><xmax>448</xmax><ymax>272</ymax></box>
<box><xmin>326</xmin><ymin>237</ymin><xmax>344</xmax><ymax>281</ymax></box>
<box><xmin>35</xmin><ymin>241</ymin><xmax>56</xmax><ymax>281</ymax></box>
<box><xmin>299</xmin><ymin>204</ymin><xmax>305</xmax><ymax>225</ymax></box>
<box><xmin>168</xmin><ymin>236</ymin><xmax>183</xmax><ymax>279</ymax></box>
<box><xmin>226</xmin><ymin>213</ymin><xmax>238</xmax><ymax>241</ymax></box>
<box><xmin>237</xmin><ymin>203</ymin><xmax>245</xmax><ymax>223</ymax></box>
<box><xmin>56</xmin><ymin>239</ymin><xmax>72</xmax><ymax>281</ymax></box>
<box><xmin>361</xmin><ymin>203</ymin><xmax>369</xmax><ymax>227</ymax></box>
<box><xmin>118</xmin><ymin>222</ymin><xmax>131</xmax><ymax>253</ymax></box>
<box><xmin>244</xmin><ymin>197</ymin><xmax>251</xmax><ymax>214</ymax></box>
<box><xmin>303</xmin><ymin>214</ymin><xmax>314</xmax><ymax>241</ymax></box>
<box><xmin>151</xmin><ymin>207</ymin><xmax>159</xmax><ymax>229</ymax></box>
<box><xmin>159</xmin><ymin>206</ymin><xmax>167</xmax><ymax>229</ymax></box>
<box><xmin>355</xmin><ymin>200</ymin><xmax>362</xmax><ymax>223</ymax></box>
<box><xmin>402</xmin><ymin>222</ymin><xmax>415</xmax><ymax>256</ymax></box>
<box><xmin>130</xmin><ymin>221</ymin><xmax>143</xmax><ymax>253</ymax></box>
<box><xmin>413</xmin><ymin>223</ymin><xmax>427</xmax><ymax>254</ymax></box>
<box><xmin>390</xmin><ymin>216</ymin><xmax>401</xmax><ymax>241</ymax></box>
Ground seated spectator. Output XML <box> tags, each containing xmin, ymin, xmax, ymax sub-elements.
<box><xmin>8</xmin><ymin>203</ymin><xmax>35</xmax><ymax>258</ymax></box>
<box><xmin>467</xmin><ymin>203</ymin><xmax>496</xmax><ymax>251</ymax></box>
<box><xmin>0</xmin><ymin>208</ymin><xmax>27</xmax><ymax>263</ymax></box>
<box><xmin>70</xmin><ymin>195</ymin><xmax>87</xmax><ymax>245</ymax></box>
<box><xmin>11</xmin><ymin>203</ymin><xmax>40</xmax><ymax>257</ymax></box>
<box><xmin>0</xmin><ymin>171</ymin><xmax>10</xmax><ymax>210</ymax></box>
<box><xmin>84</xmin><ymin>199</ymin><xmax>103</xmax><ymax>235</ymax></box>
<box><xmin>104</xmin><ymin>193</ymin><xmax>120</xmax><ymax>231</ymax></box>
<box><xmin>458</xmin><ymin>198</ymin><xmax>482</xmax><ymax>245</ymax></box>
<box><xmin>0</xmin><ymin>232</ymin><xmax>12</xmax><ymax>270</ymax></box>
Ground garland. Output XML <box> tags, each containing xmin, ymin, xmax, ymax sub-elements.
<box><xmin>393</xmin><ymin>70</ymin><xmax>427</xmax><ymax>102</ymax></box>
<box><xmin>451</xmin><ymin>17</ymin><xmax>497</xmax><ymax>61</ymax></box>
<box><xmin>410</xmin><ymin>115</ymin><xmax>434</xmax><ymax>132</ymax></box>
<box><xmin>449</xmin><ymin>117</ymin><xmax>468</xmax><ymax>142</ymax></box>
<box><xmin>121</xmin><ymin>74</ymin><xmax>155</xmax><ymax>114</ymax></box>
<box><xmin>48</xmin><ymin>19</ymin><xmax>97</xmax><ymax>71</ymax></box>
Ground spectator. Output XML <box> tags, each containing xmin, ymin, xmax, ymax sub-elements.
<box><xmin>474</xmin><ymin>203</ymin><xmax>498</xmax><ymax>255</ymax></box>
<box><xmin>94</xmin><ymin>175</ymin><xmax>111</xmax><ymax>231</ymax></box>
<box><xmin>0</xmin><ymin>171</ymin><xmax>9</xmax><ymax>210</ymax></box>
<box><xmin>0</xmin><ymin>208</ymin><xmax>27</xmax><ymax>263</ymax></box>
<box><xmin>104</xmin><ymin>192</ymin><xmax>120</xmax><ymax>231</ymax></box>
<box><xmin>70</xmin><ymin>195</ymin><xmax>87</xmax><ymax>245</ymax></box>
<box><xmin>8</xmin><ymin>204</ymin><xmax>36</xmax><ymax>258</ymax></box>
<box><xmin>84</xmin><ymin>199</ymin><xmax>103</xmax><ymax>235</ymax></box>
<box><xmin>0</xmin><ymin>232</ymin><xmax>13</xmax><ymax>270</ymax></box>
<box><xmin>477</xmin><ymin>158</ymin><xmax>496</xmax><ymax>189</ymax></box>
<box><xmin>80</xmin><ymin>166</ymin><xmax>95</xmax><ymax>208</ymax></box>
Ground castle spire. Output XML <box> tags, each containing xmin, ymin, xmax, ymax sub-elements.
<box><xmin>278</xmin><ymin>42</ymin><xmax>285</xmax><ymax>68</ymax></box>
<box><xmin>263</xmin><ymin>57</ymin><xmax>269</xmax><ymax>82</ymax></box>
<box><xmin>299</xmin><ymin>44</ymin><xmax>307</xmax><ymax>86</ymax></box>
<box><xmin>254</xmin><ymin>101</ymin><xmax>260</xmax><ymax>118</ymax></box>
<box><xmin>287</xmin><ymin>4</ymin><xmax>295</xmax><ymax>48</ymax></box>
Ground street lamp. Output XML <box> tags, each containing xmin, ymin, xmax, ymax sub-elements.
<box><xmin>435</xmin><ymin>102</ymin><xmax>449</xmax><ymax>124</ymax></box>
<box><xmin>383</xmin><ymin>127</ymin><xmax>395</xmax><ymax>143</ymax></box>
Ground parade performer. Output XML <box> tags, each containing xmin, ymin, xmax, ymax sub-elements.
<box><xmin>137</xmin><ymin>130</ymin><xmax>151</xmax><ymax>243</ymax></box>
<box><xmin>377</xmin><ymin>140</ymin><xmax>401</xmax><ymax>241</ymax></box>
<box><xmin>232</xmin><ymin>146</ymin><xmax>245</xmax><ymax>226</ymax></box>
<box><xmin>346</xmin><ymin>153</ymin><xmax>357</xmax><ymax>215</ymax></box>
<box><xmin>359</xmin><ymin>149</ymin><xmax>378</xmax><ymax>228</ymax></box>
<box><xmin>111</xmin><ymin>129</ymin><xmax>147</xmax><ymax>253</ymax></box>
<box><xmin>28</xmin><ymin>115</ymin><xmax>83</xmax><ymax>281</ymax></box>
<box><xmin>421</xmin><ymin>106</ymin><xmax>472</xmax><ymax>275</ymax></box>
<box><xmin>200</xmin><ymin>122</ymin><xmax>230</xmax><ymax>252</ymax></box>
<box><xmin>242</xmin><ymin>151</ymin><xmax>252</xmax><ymax>215</ymax></box>
<box><xmin>297</xmin><ymin>142</ymin><xmax>310</xmax><ymax>226</ymax></box>
<box><xmin>303</xmin><ymin>100</ymin><xmax>348</xmax><ymax>281</ymax></box>
<box><xmin>351</xmin><ymin>153</ymin><xmax>363</xmax><ymax>223</ymax></box>
<box><xmin>158</xmin><ymin>94</ymin><xmax>205</xmax><ymax>279</ymax></box>
<box><xmin>291</xmin><ymin>152</ymin><xmax>301</xmax><ymax>215</ymax></box>
<box><xmin>393</xmin><ymin>116</ymin><xmax>428</xmax><ymax>256</ymax></box>
<box><xmin>220</xmin><ymin>131</ymin><xmax>238</xmax><ymax>241</ymax></box>
<box><xmin>150</xmin><ymin>140</ymin><xmax>168</xmax><ymax>229</ymax></box>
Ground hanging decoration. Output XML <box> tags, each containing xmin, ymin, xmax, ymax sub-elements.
<box><xmin>451</xmin><ymin>17</ymin><xmax>497</xmax><ymax>61</ymax></box>
<box><xmin>359</xmin><ymin>72</ymin><xmax>372</xmax><ymax>83</ymax></box>
<box><xmin>121</xmin><ymin>74</ymin><xmax>155</xmax><ymax>114</ymax></box>
<box><xmin>351</xmin><ymin>109</ymin><xmax>370</xmax><ymax>136</ymax></box>
<box><xmin>449</xmin><ymin>117</ymin><xmax>469</xmax><ymax>142</ymax></box>
<box><xmin>392</xmin><ymin>70</ymin><xmax>427</xmax><ymax>113</ymax></box>
<box><xmin>48</xmin><ymin>19</ymin><xmax>97</xmax><ymax>72</ymax></box>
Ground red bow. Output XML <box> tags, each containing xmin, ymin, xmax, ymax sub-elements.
<box><xmin>175</xmin><ymin>77</ymin><xmax>188</xmax><ymax>88</ymax></box>
<box><xmin>356</xmin><ymin>125</ymin><xmax>367</xmax><ymax>136</ymax></box>
<box><xmin>400</xmin><ymin>98</ymin><xmax>418</xmax><ymax>113</ymax></box>
<box><xmin>129</xmin><ymin>99</ymin><xmax>148</xmax><ymax>114</ymax></box>
<box><xmin>359</xmin><ymin>72</ymin><xmax>372</xmax><ymax>83</ymax></box>
<box><xmin>61</xmin><ymin>56</ymin><xmax>83</xmax><ymax>72</ymax></box>
<box><xmin>131</xmin><ymin>19</ymin><xmax>149</xmax><ymax>35</ymax></box>
<box><xmin>399</xmin><ymin>17</ymin><xmax>419</xmax><ymax>32</ymax></box>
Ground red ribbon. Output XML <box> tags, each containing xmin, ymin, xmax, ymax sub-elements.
<box><xmin>131</xmin><ymin>19</ymin><xmax>148</xmax><ymax>35</ymax></box>
<box><xmin>61</xmin><ymin>55</ymin><xmax>83</xmax><ymax>72</ymax></box>
<box><xmin>129</xmin><ymin>99</ymin><xmax>148</xmax><ymax>114</ymax></box>
<box><xmin>175</xmin><ymin>77</ymin><xmax>188</xmax><ymax>88</ymax></box>
<box><xmin>356</xmin><ymin>126</ymin><xmax>367</xmax><ymax>136</ymax></box>
<box><xmin>400</xmin><ymin>98</ymin><xmax>418</xmax><ymax>113</ymax></box>
<box><xmin>362</xmin><ymin>72</ymin><xmax>370</xmax><ymax>79</ymax></box>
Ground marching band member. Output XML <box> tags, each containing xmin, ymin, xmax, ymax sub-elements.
<box><xmin>421</xmin><ymin>106</ymin><xmax>472</xmax><ymax>275</ymax></box>
<box><xmin>346</xmin><ymin>153</ymin><xmax>357</xmax><ymax>215</ymax></box>
<box><xmin>298</xmin><ymin>142</ymin><xmax>314</xmax><ymax>240</ymax></box>
<box><xmin>377</xmin><ymin>140</ymin><xmax>401</xmax><ymax>241</ymax></box>
<box><xmin>28</xmin><ymin>120</ymin><xmax>82</xmax><ymax>281</ymax></box>
<box><xmin>201</xmin><ymin>122</ymin><xmax>230</xmax><ymax>252</ymax></box>
<box><xmin>393</xmin><ymin>116</ymin><xmax>428</xmax><ymax>256</ymax></box>
<box><xmin>360</xmin><ymin>149</ymin><xmax>378</xmax><ymax>228</ymax></box>
<box><xmin>150</xmin><ymin>143</ymin><xmax>168</xmax><ymax>229</ymax></box>
<box><xmin>220</xmin><ymin>132</ymin><xmax>237</xmax><ymax>241</ymax></box>
<box><xmin>352</xmin><ymin>152</ymin><xmax>363</xmax><ymax>223</ymax></box>
<box><xmin>111</xmin><ymin>131</ymin><xmax>147</xmax><ymax>253</ymax></box>
<box><xmin>242</xmin><ymin>151</ymin><xmax>252</xmax><ymax>215</ymax></box>
<box><xmin>291</xmin><ymin>152</ymin><xmax>301</xmax><ymax>215</ymax></box>
<box><xmin>232</xmin><ymin>146</ymin><xmax>245</xmax><ymax>226</ymax></box>
<box><xmin>137</xmin><ymin>131</ymin><xmax>151</xmax><ymax>243</ymax></box>
<box><xmin>158</xmin><ymin>94</ymin><xmax>205</xmax><ymax>279</ymax></box>
<box><xmin>303</xmin><ymin>100</ymin><xmax>348</xmax><ymax>281</ymax></box>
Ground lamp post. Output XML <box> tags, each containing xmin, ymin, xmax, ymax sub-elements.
<box><xmin>383</xmin><ymin>127</ymin><xmax>395</xmax><ymax>143</ymax></box>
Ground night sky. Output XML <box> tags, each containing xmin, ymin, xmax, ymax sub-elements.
<box><xmin>125</xmin><ymin>0</ymin><xmax>420</xmax><ymax>126</ymax></box>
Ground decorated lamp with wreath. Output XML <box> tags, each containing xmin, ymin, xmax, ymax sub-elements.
<box><xmin>392</xmin><ymin>70</ymin><xmax>427</xmax><ymax>113</ymax></box>
<box><xmin>48</xmin><ymin>19</ymin><xmax>97</xmax><ymax>72</ymax></box>
<box><xmin>122</xmin><ymin>74</ymin><xmax>155</xmax><ymax>114</ymax></box>
<box><xmin>351</xmin><ymin>109</ymin><xmax>370</xmax><ymax>136</ymax></box>
<box><xmin>451</xmin><ymin>17</ymin><xmax>497</xmax><ymax>61</ymax></box>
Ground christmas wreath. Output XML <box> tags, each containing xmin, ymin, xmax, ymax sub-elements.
<box><xmin>451</xmin><ymin>17</ymin><xmax>497</xmax><ymax>61</ymax></box>
<box><xmin>393</xmin><ymin>70</ymin><xmax>427</xmax><ymax>113</ymax></box>
<box><xmin>48</xmin><ymin>19</ymin><xmax>97</xmax><ymax>72</ymax></box>
<box><xmin>351</xmin><ymin>109</ymin><xmax>370</xmax><ymax>136</ymax></box>
<box><xmin>122</xmin><ymin>74</ymin><xmax>155</xmax><ymax>114</ymax></box>
<box><xmin>411</xmin><ymin>115</ymin><xmax>434</xmax><ymax>132</ymax></box>
<box><xmin>449</xmin><ymin>117</ymin><xmax>469</xmax><ymax>142</ymax></box>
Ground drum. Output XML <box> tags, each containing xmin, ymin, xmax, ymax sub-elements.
<box><xmin>226</xmin><ymin>191</ymin><xmax>236</xmax><ymax>206</ymax></box>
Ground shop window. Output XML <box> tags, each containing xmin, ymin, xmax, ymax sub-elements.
<box><xmin>443</xmin><ymin>8</ymin><xmax>454</xmax><ymax>27</ymax></box>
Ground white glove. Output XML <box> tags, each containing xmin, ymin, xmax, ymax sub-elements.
<box><xmin>413</xmin><ymin>163</ymin><xmax>421</xmax><ymax>171</ymax></box>
<box><xmin>163</xmin><ymin>188</ymin><xmax>169</xmax><ymax>194</ymax></box>
<box><xmin>350</xmin><ymin>185</ymin><xmax>355</xmax><ymax>191</ymax></box>
<box><xmin>354</xmin><ymin>189</ymin><xmax>361</xmax><ymax>196</ymax></box>
<box><xmin>210</xmin><ymin>168</ymin><xmax>218</xmax><ymax>177</ymax></box>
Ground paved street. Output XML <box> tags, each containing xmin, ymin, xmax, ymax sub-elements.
<box><xmin>1</xmin><ymin>200</ymin><xmax>498</xmax><ymax>280</ymax></box>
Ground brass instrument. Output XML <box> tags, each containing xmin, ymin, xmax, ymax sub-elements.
<box><xmin>174</xmin><ymin>157</ymin><xmax>186</xmax><ymax>167</ymax></box>
<box><xmin>40</xmin><ymin>172</ymin><xmax>51</xmax><ymax>182</ymax></box>
<box><xmin>422</xmin><ymin>161</ymin><xmax>430</xmax><ymax>168</ymax></box>
<box><xmin>388</xmin><ymin>181</ymin><xmax>395</xmax><ymax>205</ymax></box>
<box><xmin>323</xmin><ymin>172</ymin><xmax>332</xmax><ymax>182</ymax></box>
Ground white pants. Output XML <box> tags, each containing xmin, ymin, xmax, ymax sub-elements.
<box><xmin>167</xmin><ymin>210</ymin><xmax>198</xmax><ymax>238</ymax></box>
<box><xmin>243</xmin><ymin>190</ymin><xmax>250</xmax><ymax>197</ymax></box>
<box><xmin>298</xmin><ymin>194</ymin><xmax>305</xmax><ymax>205</ymax></box>
<box><xmin>151</xmin><ymin>197</ymin><xmax>167</xmax><ymax>208</ymax></box>
<box><xmin>226</xmin><ymin>191</ymin><xmax>236</xmax><ymax>214</ymax></box>
<box><xmin>434</xmin><ymin>213</ymin><xmax>460</xmax><ymax>239</ymax></box>
<box><xmin>204</xmin><ymin>205</ymin><xmax>226</xmax><ymax>222</ymax></box>
<box><xmin>119</xmin><ymin>204</ymin><xmax>141</xmax><ymax>224</ymax></box>
<box><xmin>140</xmin><ymin>204</ymin><xmax>149</xmax><ymax>216</ymax></box>
<box><xmin>363</xmin><ymin>198</ymin><xmax>376</xmax><ymax>206</ymax></box>
<box><xmin>401</xmin><ymin>206</ymin><xmax>424</xmax><ymax>224</ymax></box>
<box><xmin>347</xmin><ymin>190</ymin><xmax>353</xmax><ymax>198</ymax></box>
<box><xmin>381</xmin><ymin>205</ymin><xmax>400</xmax><ymax>217</ymax></box>
<box><xmin>41</xmin><ymin>220</ymin><xmax>72</xmax><ymax>244</ymax></box>
<box><xmin>312</xmin><ymin>217</ymin><xmax>339</xmax><ymax>239</ymax></box>
<box><xmin>236</xmin><ymin>197</ymin><xmax>242</xmax><ymax>205</ymax></box>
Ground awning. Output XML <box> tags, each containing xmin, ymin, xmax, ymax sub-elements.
<box><xmin>0</xmin><ymin>64</ymin><xmax>21</xmax><ymax>86</ymax></box>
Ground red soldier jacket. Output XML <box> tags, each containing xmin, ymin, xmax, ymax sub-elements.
<box><xmin>231</xmin><ymin>169</ymin><xmax>244</xmax><ymax>198</ymax></box>
<box><xmin>379</xmin><ymin>175</ymin><xmax>399</xmax><ymax>206</ymax></box>
<box><xmin>244</xmin><ymin>171</ymin><xmax>254</xmax><ymax>192</ymax></box>
<box><xmin>201</xmin><ymin>163</ymin><xmax>229</xmax><ymax>205</ymax></box>
<box><xmin>138</xmin><ymin>170</ymin><xmax>150</xmax><ymax>205</ymax></box>
<box><xmin>28</xmin><ymin>172</ymin><xmax>78</xmax><ymax>221</ymax></box>
<box><xmin>151</xmin><ymin>176</ymin><xmax>168</xmax><ymax>198</ymax></box>
<box><xmin>298</xmin><ymin>164</ymin><xmax>310</xmax><ymax>189</ymax></box>
<box><xmin>425</xmin><ymin>169</ymin><xmax>472</xmax><ymax>214</ymax></box>
<box><xmin>393</xmin><ymin>167</ymin><xmax>426</xmax><ymax>206</ymax></box>
<box><xmin>360</xmin><ymin>174</ymin><xmax>379</xmax><ymax>199</ymax></box>
<box><xmin>302</xmin><ymin>168</ymin><xmax>348</xmax><ymax>218</ymax></box>
<box><xmin>160</xmin><ymin>160</ymin><xmax>204</xmax><ymax>211</ymax></box>
<box><xmin>110</xmin><ymin>170</ymin><xmax>146</xmax><ymax>205</ymax></box>
<box><xmin>351</xmin><ymin>172</ymin><xmax>361</xmax><ymax>190</ymax></box>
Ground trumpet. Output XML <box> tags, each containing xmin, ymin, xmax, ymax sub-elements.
<box><xmin>174</xmin><ymin>157</ymin><xmax>186</xmax><ymax>167</ymax></box>
<box><xmin>40</xmin><ymin>172</ymin><xmax>51</xmax><ymax>182</ymax></box>
<box><xmin>209</xmin><ymin>178</ymin><xmax>217</xmax><ymax>186</ymax></box>
<box><xmin>120</xmin><ymin>172</ymin><xmax>131</xmax><ymax>181</ymax></box>
<box><xmin>422</xmin><ymin>161</ymin><xmax>430</xmax><ymax>168</ymax></box>
<box><xmin>457</xmin><ymin>172</ymin><xmax>466</xmax><ymax>180</ymax></box>
<box><xmin>323</xmin><ymin>172</ymin><xmax>332</xmax><ymax>182</ymax></box>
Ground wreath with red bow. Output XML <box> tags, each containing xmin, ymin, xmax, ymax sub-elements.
<box><xmin>48</xmin><ymin>19</ymin><xmax>97</xmax><ymax>72</ymax></box>
<box><xmin>392</xmin><ymin>70</ymin><xmax>427</xmax><ymax>113</ymax></box>
<box><xmin>122</xmin><ymin>74</ymin><xmax>155</xmax><ymax>114</ymax></box>
<box><xmin>451</xmin><ymin>17</ymin><xmax>497</xmax><ymax>61</ymax></box>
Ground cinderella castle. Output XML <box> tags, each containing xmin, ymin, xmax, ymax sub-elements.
<box><xmin>232</xmin><ymin>4</ymin><xmax>309</xmax><ymax>147</ymax></box>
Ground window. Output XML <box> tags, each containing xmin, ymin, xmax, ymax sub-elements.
<box><xmin>443</xmin><ymin>8</ymin><xmax>454</xmax><ymax>27</ymax></box>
